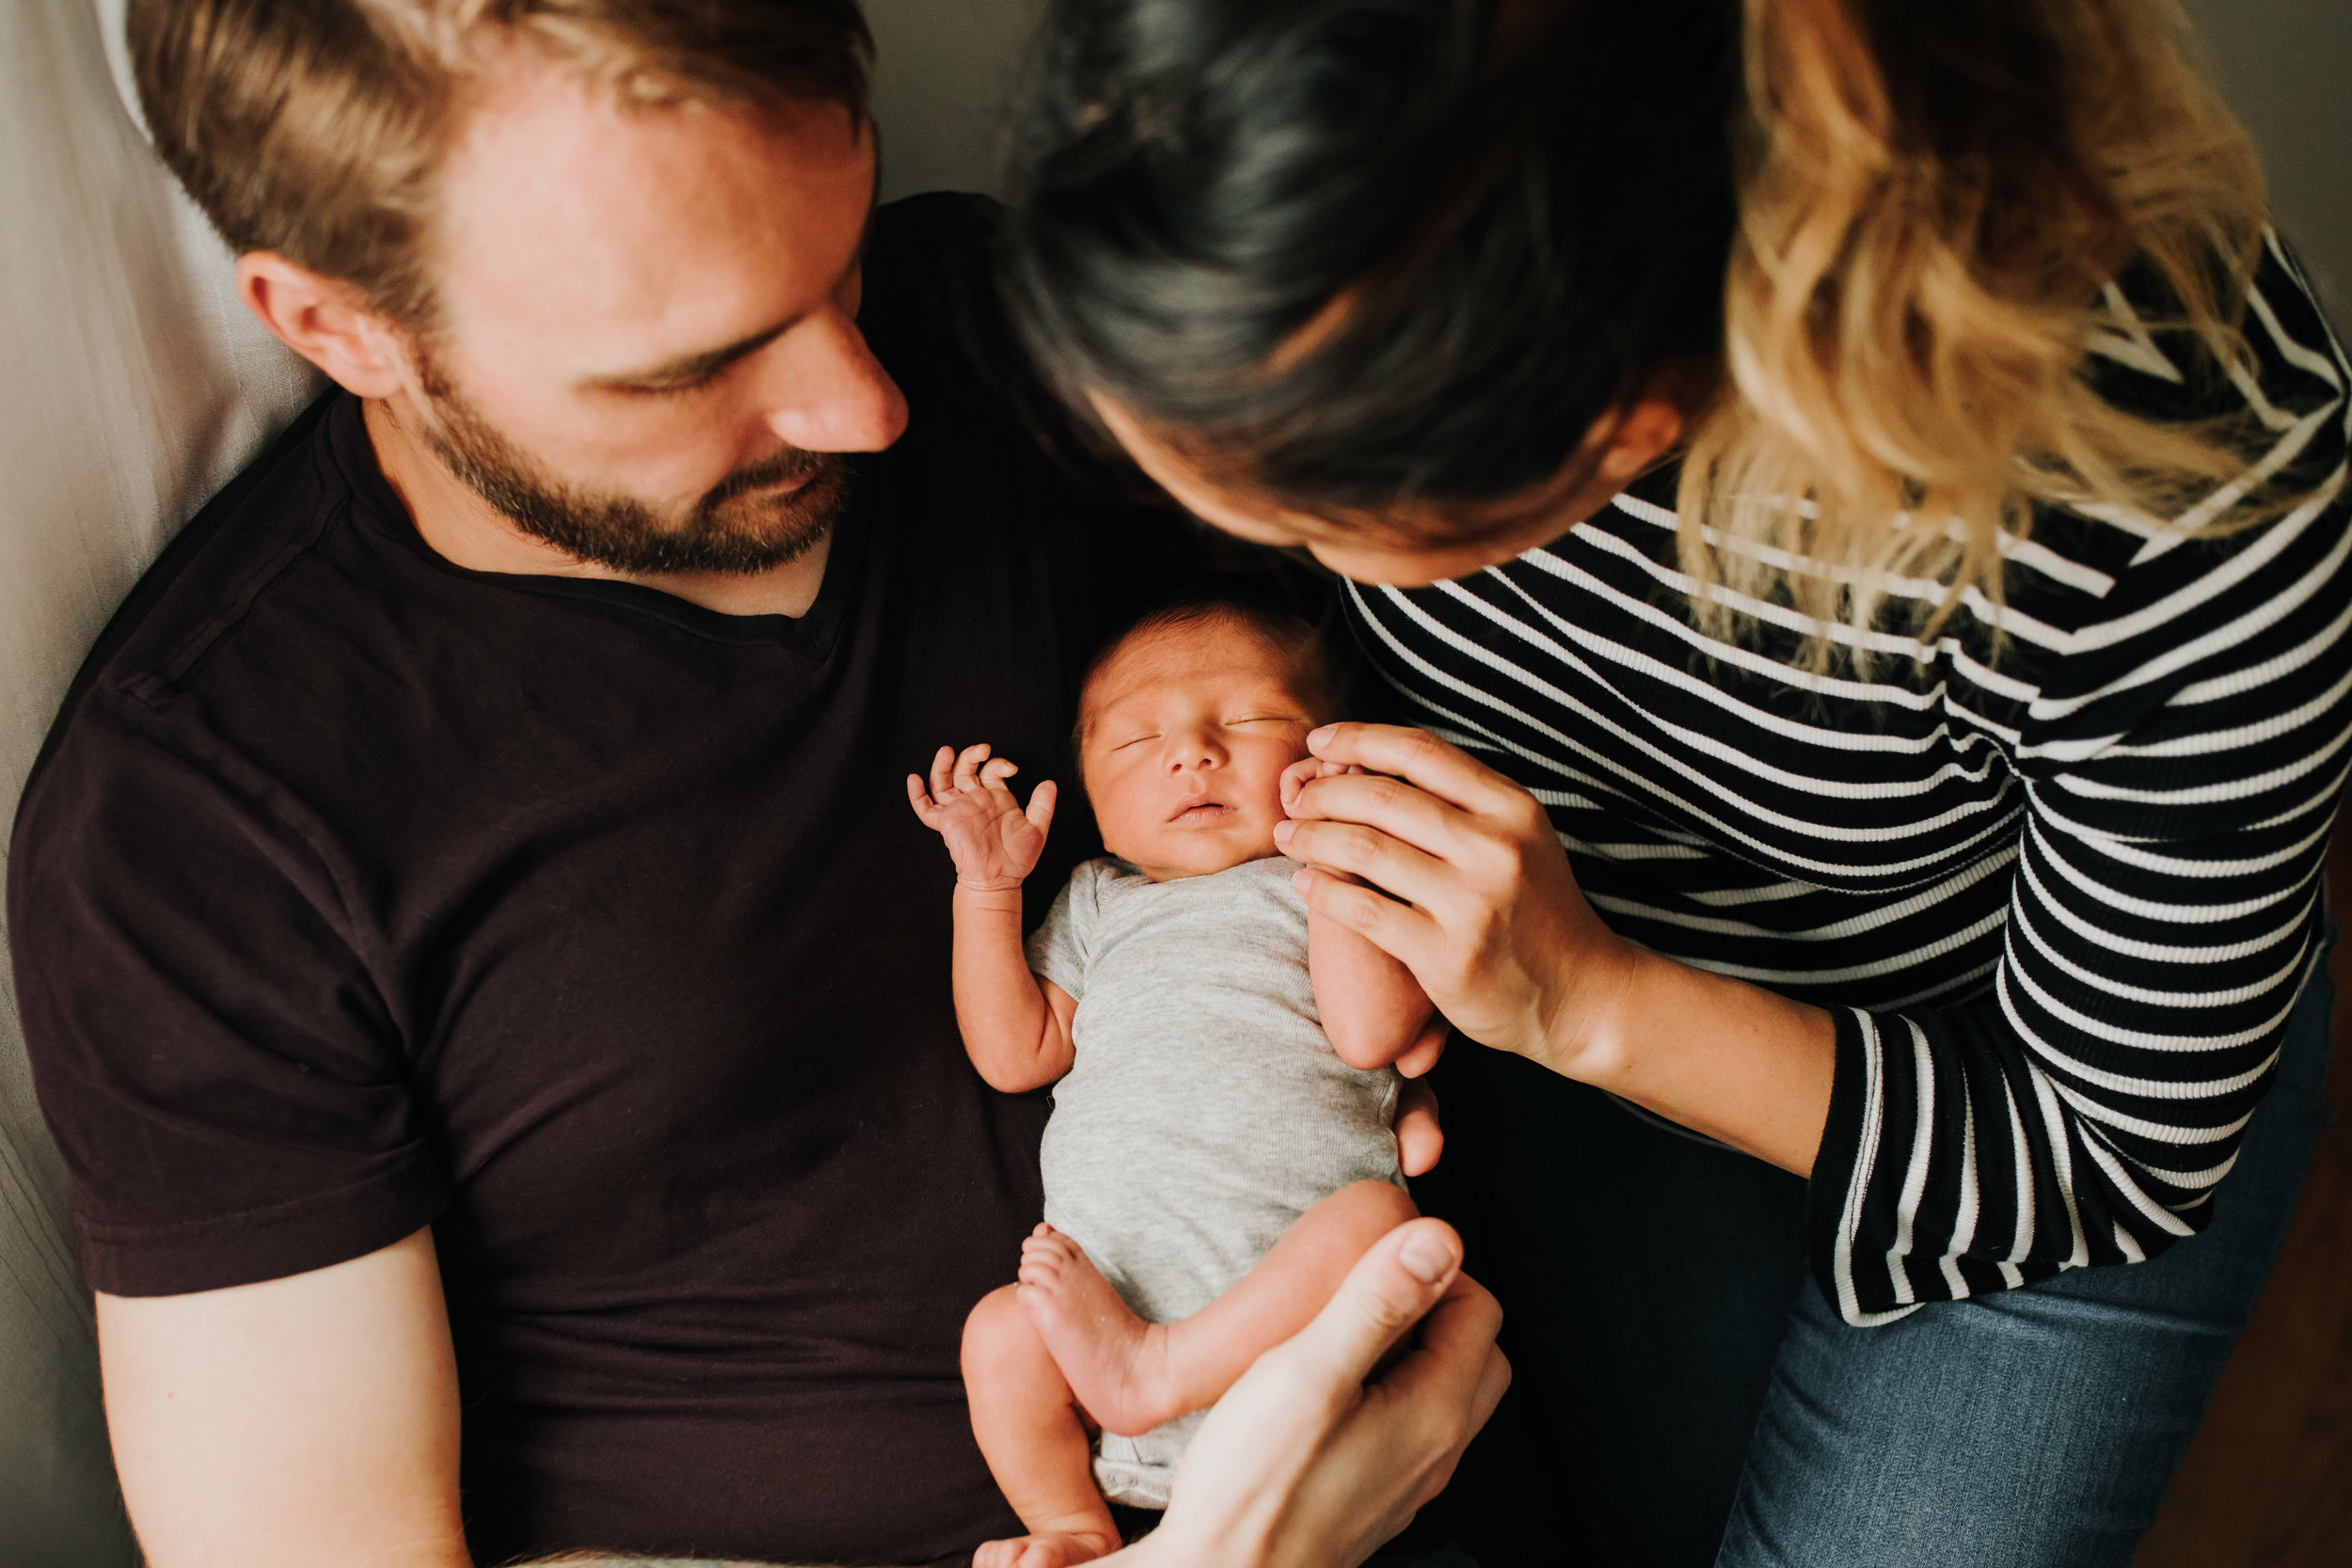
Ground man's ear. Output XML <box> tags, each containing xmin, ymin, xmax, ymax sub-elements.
<box><xmin>235</xmin><ymin>252</ymin><xmax>414</xmax><ymax>400</ymax></box>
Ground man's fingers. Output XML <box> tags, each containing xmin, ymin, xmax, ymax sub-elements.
<box><xmin>1025</xmin><ymin>779</ymin><xmax>1057</xmax><ymax>834</ymax></box>
<box><xmin>1307</xmin><ymin>723</ymin><xmax>1519</xmax><ymax>816</ymax></box>
<box><xmin>1356</xmin><ymin>1266</ymin><xmax>1506</xmax><ymax>1457</ymax></box>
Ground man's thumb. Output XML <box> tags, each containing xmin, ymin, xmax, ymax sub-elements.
<box><xmin>1287</xmin><ymin>1218</ymin><xmax>1461</xmax><ymax>1388</ymax></box>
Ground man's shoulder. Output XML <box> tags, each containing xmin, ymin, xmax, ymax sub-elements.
<box><xmin>19</xmin><ymin>389</ymin><xmax>364</xmax><ymax>795</ymax></box>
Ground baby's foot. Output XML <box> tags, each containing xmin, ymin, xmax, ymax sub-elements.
<box><xmin>1017</xmin><ymin>1224</ymin><xmax>1185</xmax><ymax>1436</ymax></box>
<box><xmin>974</xmin><ymin>1530</ymin><xmax>1114</xmax><ymax>1568</ymax></box>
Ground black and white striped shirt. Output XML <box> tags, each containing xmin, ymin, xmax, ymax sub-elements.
<box><xmin>1345</xmin><ymin>234</ymin><xmax>2351</xmax><ymax>1323</ymax></box>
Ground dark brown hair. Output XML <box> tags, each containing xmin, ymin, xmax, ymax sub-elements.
<box><xmin>1002</xmin><ymin>0</ymin><xmax>2276</xmax><ymax>655</ymax></box>
<box><xmin>1077</xmin><ymin>596</ymin><xmax>1346</xmax><ymax>746</ymax></box>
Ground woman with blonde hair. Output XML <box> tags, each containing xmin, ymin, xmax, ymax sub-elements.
<box><xmin>1002</xmin><ymin>0</ymin><xmax>2348</xmax><ymax>1561</ymax></box>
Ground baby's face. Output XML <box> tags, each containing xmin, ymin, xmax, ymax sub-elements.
<box><xmin>1080</xmin><ymin>626</ymin><xmax>1318</xmax><ymax>882</ymax></box>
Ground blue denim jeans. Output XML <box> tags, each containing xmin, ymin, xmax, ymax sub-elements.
<box><xmin>1419</xmin><ymin>942</ymin><xmax>2338</xmax><ymax>1568</ymax></box>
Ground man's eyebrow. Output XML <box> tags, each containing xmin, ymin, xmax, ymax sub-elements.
<box><xmin>584</xmin><ymin>319</ymin><xmax>797</xmax><ymax>393</ymax></box>
<box><xmin>582</xmin><ymin>185</ymin><xmax>881</xmax><ymax>395</ymax></box>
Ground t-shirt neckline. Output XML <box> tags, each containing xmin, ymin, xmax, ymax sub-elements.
<box><xmin>323</xmin><ymin>392</ymin><xmax>869</xmax><ymax>658</ymax></box>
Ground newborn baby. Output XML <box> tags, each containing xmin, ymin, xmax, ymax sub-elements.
<box><xmin>907</xmin><ymin>599</ymin><xmax>1439</xmax><ymax>1568</ymax></box>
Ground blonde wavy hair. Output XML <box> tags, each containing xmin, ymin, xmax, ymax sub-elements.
<box><xmin>1679</xmin><ymin>0</ymin><xmax>2275</xmax><ymax>655</ymax></box>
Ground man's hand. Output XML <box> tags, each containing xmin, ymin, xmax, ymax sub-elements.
<box><xmin>1115</xmin><ymin>1218</ymin><xmax>1508</xmax><ymax>1568</ymax></box>
<box><xmin>907</xmin><ymin>743</ymin><xmax>1057</xmax><ymax>891</ymax></box>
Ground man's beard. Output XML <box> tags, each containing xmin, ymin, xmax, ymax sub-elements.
<box><xmin>415</xmin><ymin>356</ymin><xmax>854</xmax><ymax>578</ymax></box>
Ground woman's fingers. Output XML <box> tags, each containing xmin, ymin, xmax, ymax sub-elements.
<box><xmin>1284</xmin><ymin>767</ymin><xmax>1485</xmax><ymax>867</ymax></box>
<box><xmin>1290</xmin><ymin>866</ymin><xmax>1447</xmax><ymax>973</ymax></box>
<box><xmin>1289</xmin><ymin>869</ymin><xmax>1449</xmax><ymax>968</ymax></box>
<box><xmin>1278</xmin><ymin>816</ymin><xmax>1463</xmax><ymax>924</ymax></box>
<box><xmin>1308</xmin><ymin>723</ymin><xmax>1523</xmax><ymax>816</ymax></box>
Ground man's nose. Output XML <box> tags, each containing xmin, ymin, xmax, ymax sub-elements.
<box><xmin>755</xmin><ymin>306</ymin><xmax>910</xmax><ymax>454</ymax></box>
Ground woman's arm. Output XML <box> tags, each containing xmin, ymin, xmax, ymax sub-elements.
<box><xmin>1275</xmin><ymin>725</ymin><xmax>1835</xmax><ymax>1175</ymax></box>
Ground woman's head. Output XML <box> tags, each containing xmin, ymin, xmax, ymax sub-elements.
<box><xmin>1003</xmin><ymin>0</ymin><xmax>1740</xmax><ymax>582</ymax></box>
<box><xmin>1005</xmin><ymin>0</ymin><xmax>2272</xmax><ymax>633</ymax></box>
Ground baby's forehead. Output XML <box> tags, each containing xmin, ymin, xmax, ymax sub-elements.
<box><xmin>1082</xmin><ymin>619</ymin><xmax>1293</xmax><ymax>714</ymax></box>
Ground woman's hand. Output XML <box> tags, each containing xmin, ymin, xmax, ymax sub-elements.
<box><xmin>1274</xmin><ymin>723</ymin><xmax>1636</xmax><ymax>1077</ymax></box>
<box><xmin>1277</xmin><ymin>723</ymin><xmax>1836</xmax><ymax>1175</ymax></box>
<box><xmin>1120</xmin><ymin>1218</ymin><xmax>1509</xmax><ymax>1568</ymax></box>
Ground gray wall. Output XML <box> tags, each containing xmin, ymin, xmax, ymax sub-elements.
<box><xmin>867</xmin><ymin>0</ymin><xmax>1045</xmax><ymax>203</ymax></box>
<box><xmin>2181</xmin><ymin>0</ymin><xmax>2351</xmax><ymax>324</ymax></box>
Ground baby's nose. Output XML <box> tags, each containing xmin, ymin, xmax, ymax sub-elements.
<box><xmin>1166</xmin><ymin>734</ymin><xmax>1224</xmax><ymax>771</ymax></box>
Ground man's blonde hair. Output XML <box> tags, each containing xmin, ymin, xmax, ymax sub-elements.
<box><xmin>130</xmin><ymin>0</ymin><xmax>873</xmax><ymax>332</ymax></box>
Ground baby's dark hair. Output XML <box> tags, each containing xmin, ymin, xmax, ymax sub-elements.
<box><xmin>1076</xmin><ymin>596</ymin><xmax>1344</xmax><ymax>747</ymax></box>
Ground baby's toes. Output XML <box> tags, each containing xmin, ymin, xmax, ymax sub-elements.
<box><xmin>1019</xmin><ymin>1237</ymin><xmax>1073</xmax><ymax>1277</ymax></box>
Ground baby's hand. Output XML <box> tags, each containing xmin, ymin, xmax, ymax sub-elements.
<box><xmin>1280</xmin><ymin>755</ymin><xmax>1363</xmax><ymax>816</ymax></box>
<box><xmin>907</xmin><ymin>743</ymin><xmax>1057</xmax><ymax>892</ymax></box>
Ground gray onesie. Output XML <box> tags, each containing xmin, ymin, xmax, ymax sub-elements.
<box><xmin>1024</xmin><ymin>852</ymin><xmax>1404</xmax><ymax>1508</ymax></box>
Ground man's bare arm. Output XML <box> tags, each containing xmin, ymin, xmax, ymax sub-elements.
<box><xmin>98</xmin><ymin>1228</ymin><xmax>469</xmax><ymax>1568</ymax></box>
<box><xmin>102</xmin><ymin>1237</ymin><xmax>881</xmax><ymax>1568</ymax></box>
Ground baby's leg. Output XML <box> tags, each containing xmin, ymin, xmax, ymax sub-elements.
<box><xmin>1019</xmin><ymin>1180</ymin><xmax>1418</xmax><ymax>1437</ymax></box>
<box><xmin>962</xmin><ymin>1285</ymin><xmax>1122</xmax><ymax>1568</ymax></box>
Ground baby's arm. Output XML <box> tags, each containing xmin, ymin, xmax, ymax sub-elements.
<box><xmin>908</xmin><ymin>743</ymin><xmax>1077</xmax><ymax>1093</ymax></box>
<box><xmin>1308</xmin><ymin>902</ymin><xmax>1436</xmax><ymax>1070</ymax></box>
<box><xmin>1287</xmin><ymin>760</ymin><xmax>1436</xmax><ymax>1069</ymax></box>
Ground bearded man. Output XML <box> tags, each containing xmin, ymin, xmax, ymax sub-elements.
<box><xmin>6</xmin><ymin>3</ymin><xmax>1502</xmax><ymax>1565</ymax></box>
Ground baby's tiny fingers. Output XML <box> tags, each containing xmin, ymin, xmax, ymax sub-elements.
<box><xmin>1280</xmin><ymin>756</ymin><xmax>1322</xmax><ymax>812</ymax></box>
<box><xmin>953</xmin><ymin>742</ymin><xmax>993</xmax><ymax>790</ymax></box>
<box><xmin>928</xmin><ymin>746</ymin><xmax>957</xmax><ymax>798</ymax></box>
<box><xmin>980</xmin><ymin>755</ymin><xmax>1020</xmax><ymax>788</ymax></box>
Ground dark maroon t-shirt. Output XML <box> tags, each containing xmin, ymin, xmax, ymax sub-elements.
<box><xmin>9</xmin><ymin>195</ymin><xmax>1196</xmax><ymax>1566</ymax></box>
